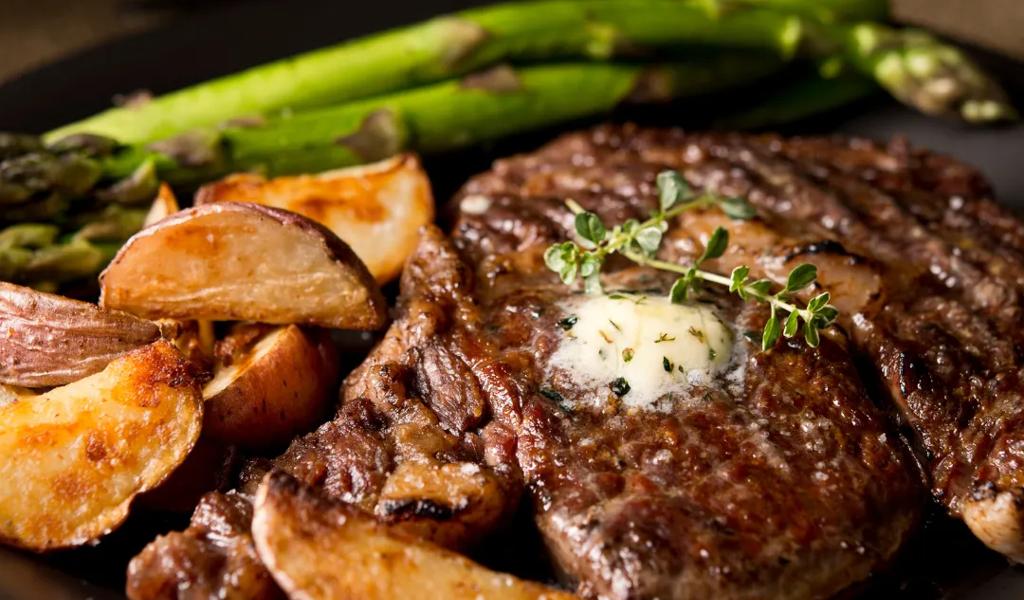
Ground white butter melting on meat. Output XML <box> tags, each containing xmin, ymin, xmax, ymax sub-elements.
<box><xmin>548</xmin><ymin>295</ymin><xmax>733</xmax><ymax>410</ymax></box>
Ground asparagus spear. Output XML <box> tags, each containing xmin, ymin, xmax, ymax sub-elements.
<box><xmin>45</xmin><ymin>0</ymin><xmax>1009</xmax><ymax>146</ymax></box>
<box><xmin>0</xmin><ymin>223</ymin><xmax>107</xmax><ymax>285</ymax></box>
<box><xmin>99</xmin><ymin>57</ymin><xmax>782</xmax><ymax>183</ymax></box>
<box><xmin>835</xmin><ymin>25</ymin><xmax>1017</xmax><ymax>122</ymax></box>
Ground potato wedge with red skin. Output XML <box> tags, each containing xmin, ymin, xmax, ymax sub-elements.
<box><xmin>99</xmin><ymin>202</ymin><xmax>387</xmax><ymax>330</ymax></box>
<box><xmin>196</xmin><ymin>154</ymin><xmax>434</xmax><ymax>284</ymax></box>
<box><xmin>252</xmin><ymin>471</ymin><xmax>576</xmax><ymax>600</ymax></box>
<box><xmin>0</xmin><ymin>340</ymin><xmax>202</xmax><ymax>550</ymax></box>
<box><xmin>203</xmin><ymin>324</ymin><xmax>338</xmax><ymax>450</ymax></box>
<box><xmin>0</xmin><ymin>282</ymin><xmax>161</xmax><ymax>387</ymax></box>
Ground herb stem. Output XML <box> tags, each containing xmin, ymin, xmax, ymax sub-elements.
<box><xmin>545</xmin><ymin>169</ymin><xmax>838</xmax><ymax>350</ymax></box>
<box><xmin>621</xmin><ymin>249</ymin><xmax>809</xmax><ymax>319</ymax></box>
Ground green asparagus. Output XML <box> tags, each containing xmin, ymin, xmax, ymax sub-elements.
<box><xmin>87</xmin><ymin>56</ymin><xmax>780</xmax><ymax>184</ymax></box>
<box><xmin>45</xmin><ymin>0</ymin><xmax>1009</xmax><ymax>146</ymax></box>
<box><xmin>835</xmin><ymin>24</ymin><xmax>1017</xmax><ymax>122</ymax></box>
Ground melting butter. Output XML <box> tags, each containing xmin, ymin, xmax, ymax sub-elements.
<box><xmin>548</xmin><ymin>294</ymin><xmax>732</xmax><ymax>410</ymax></box>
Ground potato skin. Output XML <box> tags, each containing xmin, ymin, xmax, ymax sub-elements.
<box><xmin>202</xmin><ymin>325</ymin><xmax>339</xmax><ymax>450</ymax></box>
<box><xmin>0</xmin><ymin>282</ymin><xmax>160</xmax><ymax>387</ymax></box>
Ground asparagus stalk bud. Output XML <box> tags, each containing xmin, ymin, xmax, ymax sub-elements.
<box><xmin>836</xmin><ymin>25</ymin><xmax>1018</xmax><ymax>122</ymax></box>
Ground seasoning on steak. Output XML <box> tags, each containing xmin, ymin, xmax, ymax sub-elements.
<box><xmin>454</xmin><ymin>124</ymin><xmax>1024</xmax><ymax>563</ymax></box>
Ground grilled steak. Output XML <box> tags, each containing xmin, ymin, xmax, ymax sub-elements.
<box><xmin>455</xmin><ymin>124</ymin><xmax>1024</xmax><ymax>564</ymax></box>
<box><xmin>130</xmin><ymin>124</ymin><xmax>1024</xmax><ymax>598</ymax></box>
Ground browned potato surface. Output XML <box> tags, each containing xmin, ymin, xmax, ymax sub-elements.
<box><xmin>99</xmin><ymin>202</ymin><xmax>387</xmax><ymax>330</ymax></box>
<box><xmin>196</xmin><ymin>154</ymin><xmax>434</xmax><ymax>284</ymax></box>
<box><xmin>252</xmin><ymin>471</ymin><xmax>576</xmax><ymax>600</ymax></box>
<box><xmin>0</xmin><ymin>340</ymin><xmax>203</xmax><ymax>550</ymax></box>
<box><xmin>0</xmin><ymin>282</ymin><xmax>160</xmax><ymax>387</ymax></box>
<box><xmin>203</xmin><ymin>324</ymin><xmax>338</xmax><ymax>449</ymax></box>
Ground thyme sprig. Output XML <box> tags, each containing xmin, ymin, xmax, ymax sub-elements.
<box><xmin>543</xmin><ymin>170</ymin><xmax>839</xmax><ymax>350</ymax></box>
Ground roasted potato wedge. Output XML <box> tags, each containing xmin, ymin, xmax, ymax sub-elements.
<box><xmin>203</xmin><ymin>324</ymin><xmax>338</xmax><ymax>449</ymax></box>
<box><xmin>376</xmin><ymin>460</ymin><xmax>509</xmax><ymax>549</ymax></box>
<box><xmin>0</xmin><ymin>340</ymin><xmax>202</xmax><ymax>550</ymax></box>
<box><xmin>196</xmin><ymin>154</ymin><xmax>434</xmax><ymax>284</ymax></box>
<box><xmin>0</xmin><ymin>282</ymin><xmax>160</xmax><ymax>387</ymax></box>
<box><xmin>252</xmin><ymin>471</ymin><xmax>576</xmax><ymax>600</ymax></box>
<box><xmin>143</xmin><ymin>183</ymin><xmax>181</xmax><ymax>227</ymax></box>
<box><xmin>99</xmin><ymin>202</ymin><xmax>387</xmax><ymax>329</ymax></box>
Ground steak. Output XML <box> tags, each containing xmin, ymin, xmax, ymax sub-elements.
<box><xmin>129</xmin><ymin>124</ymin><xmax>1024</xmax><ymax>598</ymax></box>
<box><xmin>454</xmin><ymin>124</ymin><xmax>1024</xmax><ymax>564</ymax></box>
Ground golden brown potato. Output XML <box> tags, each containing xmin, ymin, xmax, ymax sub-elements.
<box><xmin>376</xmin><ymin>461</ymin><xmax>508</xmax><ymax>549</ymax></box>
<box><xmin>0</xmin><ymin>282</ymin><xmax>161</xmax><ymax>387</ymax></box>
<box><xmin>252</xmin><ymin>471</ymin><xmax>576</xmax><ymax>600</ymax></box>
<box><xmin>196</xmin><ymin>154</ymin><xmax>434</xmax><ymax>284</ymax></box>
<box><xmin>203</xmin><ymin>324</ymin><xmax>338</xmax><ymax>449</ymax></box>
<box><xmin>143</xmin><ymin>183</ymin><xmax>181</xmax><ymax>227</ymax></box>
<box><xmin>99</xmin><ymin>202</ymin><xmax>387</xmax><ymax>330</ymax></box>
<box><xmin>0</xmin><ymin>340</ymin><xmax>203</xmax><ymax>550</ymax></box>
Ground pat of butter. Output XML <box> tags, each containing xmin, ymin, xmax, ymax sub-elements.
<box><xmin>548</xmin><ymin>295</ymin><xmax>732</xmax><ymax>410</ymax></box>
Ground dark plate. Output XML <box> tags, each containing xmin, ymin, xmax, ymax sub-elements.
<box><xmin>1</xmin><ymin>1</ymin><xmax>1023</xmax><ymax>598</ymax></box>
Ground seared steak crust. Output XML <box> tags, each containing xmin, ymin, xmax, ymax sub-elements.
<box><xmin>455</xmin><ymin>124</ymin><xmax>1024</xmax><ymax>561</ymax></box>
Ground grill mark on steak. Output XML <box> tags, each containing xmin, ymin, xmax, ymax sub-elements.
<box><xmin>455</xmin><ymin>124</ymin><xmax>1024</xmax><ymax>562</ymax></box>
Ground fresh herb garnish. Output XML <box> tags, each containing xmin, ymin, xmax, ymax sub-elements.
<box><xmin>654</xmin><ymin>333</ymin><xmax>676</xmax><ymax>343</ymax></box>
<box><xmin>543</xmin><ymin>169</ymin><xmax>839</xmax><ymax>351</ymax></box>
<box><xmin>610</xmin><ymin>377</ymin><xmax>631</xmax><ymax>397</ymax></box>
<box><xmin>663</xmin><ymin>356</ymin><xmax>673</xmax><ymax>372</ymax></box>
<box><xmin>622</xmin><ymin>347</ymin><xmax>635</xmax><ymax>363</ymax></box>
